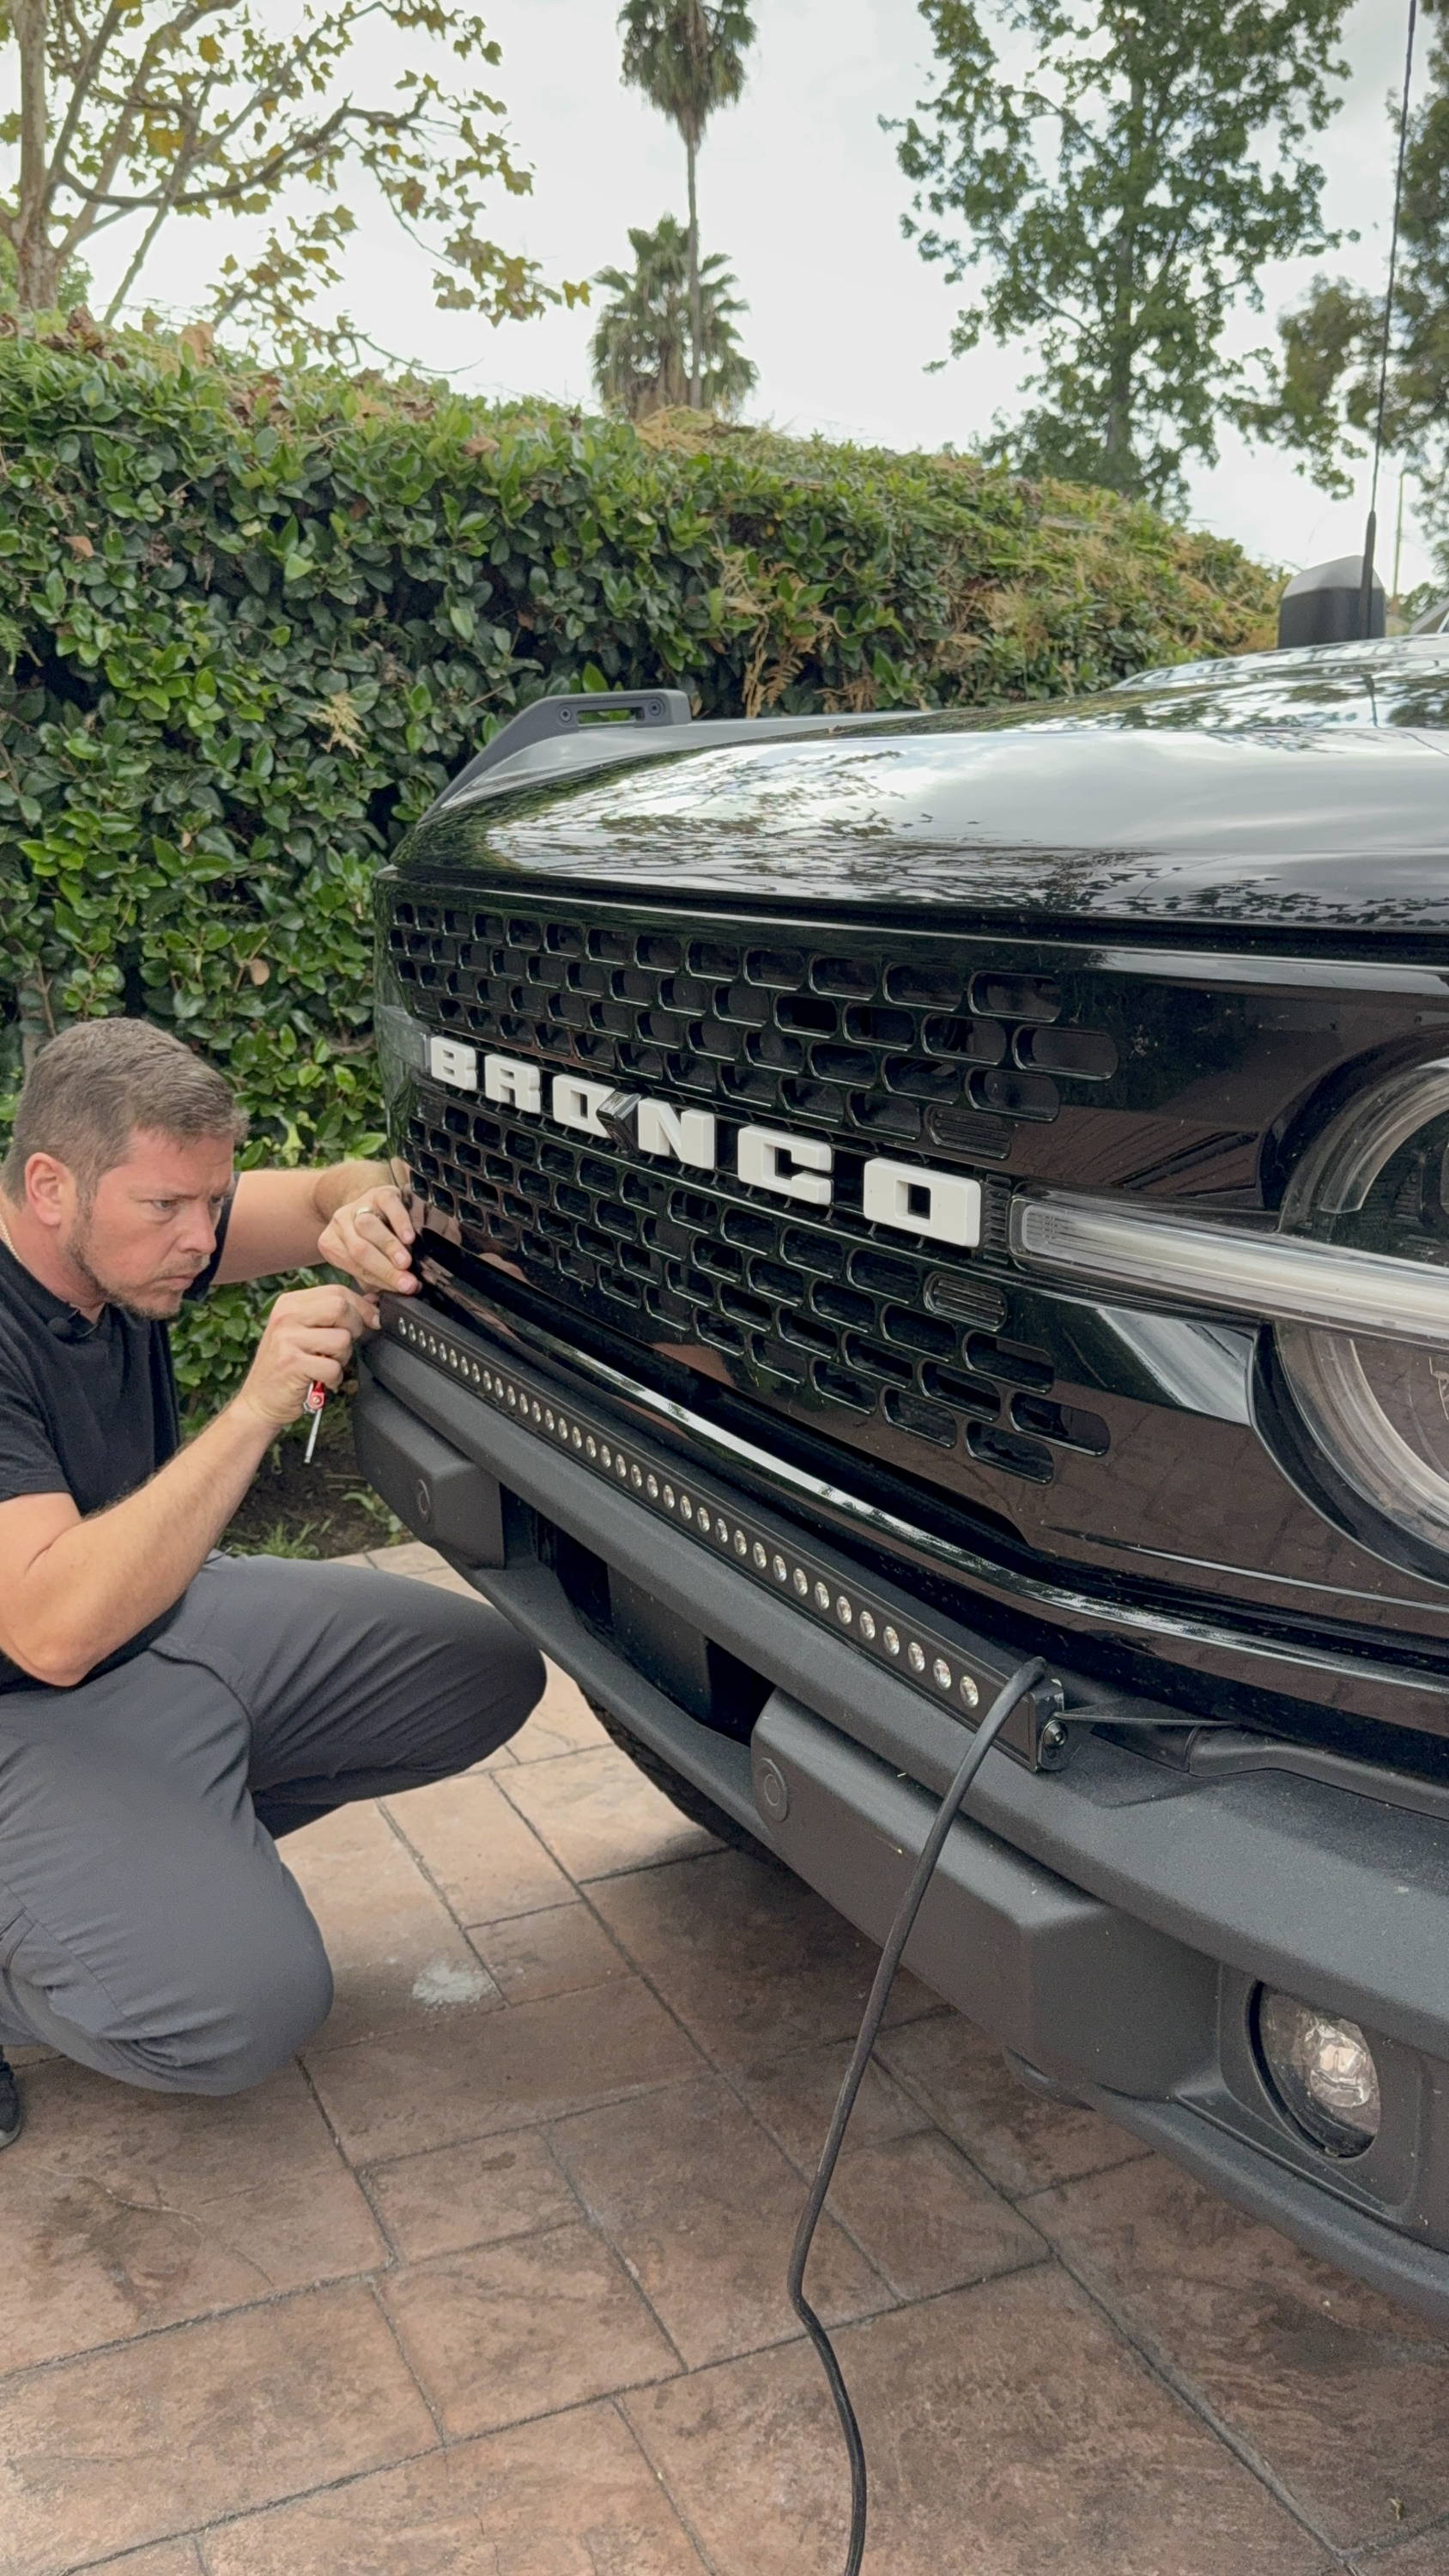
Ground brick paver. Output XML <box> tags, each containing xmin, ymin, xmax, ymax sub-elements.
<box><xmin>3</xmin><ymin>1540</ymin><xmax>1446</xmax><ymax>2573</ymax></box>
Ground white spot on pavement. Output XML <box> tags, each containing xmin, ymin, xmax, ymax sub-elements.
<box><xmin>411</xmin><ymin>1956</ymin><xmax>493</xmax><ymax>2008</ymax></box>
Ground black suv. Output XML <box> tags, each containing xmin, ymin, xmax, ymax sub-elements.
<box><xmin>358</xmin><ymin>627</ymin><xmax>1449</xmax><ymax>2322</ymax></box>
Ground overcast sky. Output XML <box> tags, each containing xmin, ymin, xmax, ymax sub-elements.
<box><xmin>58</xmin><ymin>0</ymin><xmax>1435</xmax><ymax>592</ymax></box>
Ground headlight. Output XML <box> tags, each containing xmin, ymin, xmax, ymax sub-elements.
<box><xmin>1274</xmin><ymin>1058</ymin><xmax>1449</xmax><ymax>1578</ymax></box>
<box><xmin>1013</xmin><ymin>1055</ymin><xmax>1449</xmax><ymax>1580</ymax></box>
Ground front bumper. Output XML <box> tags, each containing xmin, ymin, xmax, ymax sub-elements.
<box><xmin>356</xmin><ymin>1291</ymin><xmax>1449</xmax><ymax>2325</ymax></box>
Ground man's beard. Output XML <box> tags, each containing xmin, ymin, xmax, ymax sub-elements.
<box><xmin>64</xmin><ymin>1224</ymin><xmax>194</xmax><ymax>1321</ymax></box>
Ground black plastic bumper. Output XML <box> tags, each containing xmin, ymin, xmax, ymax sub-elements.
<box><xmin>355</xmin><ymin>1301</ymin><xmax>1449</xmax><ymax>2325</ymax></box>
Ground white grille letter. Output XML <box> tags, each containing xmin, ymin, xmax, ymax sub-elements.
<box><xmin>427</xmin><ymin>1036</ymin><xmax>477</xmax><ymax>1091</ymax></box>
<box><xmin>551</xmin><ymin>1073</ymin><xmax>614</xmax><ymax>1135</ymax></box>
<box><xmin>862</xmin><ymin>1157</ymin><xmax>982</xmax><ymax>1249</ymax></box>
<box><xmin>482</xmin><ymin>1053</ymin><xmax>542</xmax><ymax>1114</ymax></box>
<box><xmin>636</xmin><ymin>1101</ymin><xmax>718</xmax><ymax>1168</ymax></box>
<box><xmin>737</xmin><ymin>1124</ymin><xmax>833</xmax><ymax>1206</ymax></box>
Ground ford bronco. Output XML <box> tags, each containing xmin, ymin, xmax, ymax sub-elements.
<box><xmin>356</xmin><ymin>613</ymin><xmax>1449</xmax><ymax>2322</ymax></box>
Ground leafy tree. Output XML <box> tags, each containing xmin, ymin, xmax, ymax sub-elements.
<box><xmin>1239</xmin><ymin>8</ymin><xmax>1449</xmax><ymax>577</ymax></box>
<box><xmin>618</xmin><ymin>0</ymin><xmax>754</xmax><ymax>408</ymax></box>
<box><xmin>0</xmin><ymin>0</ymin><xmax>579</xmax><ymax>349</ymax></box>
<box><xmin>591</xmin><ymin>211</ymin><xmax>755</xmax><ymax>419</ymax></box>
<box><xmin>891</xmin><ymin>0</ymin><xmax>1353</xmax><ymax>507</ymax></box>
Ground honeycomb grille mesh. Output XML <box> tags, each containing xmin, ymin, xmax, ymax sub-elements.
<box><xmin>388</xmin><ymin>902</ymin><xmax>1119</xmax><ymax>1157</ymax></box>
<box><xmin>390</xmin><ymin>897</ymin><xmax>1113</xmax><ymax>1487</ymax></box>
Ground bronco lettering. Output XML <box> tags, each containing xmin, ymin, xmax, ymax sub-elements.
<box><xmin>425</xmin><ymin>1033</ymin><xmax>984</xmax><ymax>1249</ymax></box>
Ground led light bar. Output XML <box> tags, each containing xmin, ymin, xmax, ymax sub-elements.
<box><xmin>1012</xmin><ymin>1194</ymin><xmax>1449</xmax><ymax>1349</ymax></box>
<box><xmin>383</xmin><ymin>1304</ymin><xmax>1067</xmax><ymax>1765</ymax></box>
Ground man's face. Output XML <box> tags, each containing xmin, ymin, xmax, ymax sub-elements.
<box><xmin>64</xmin><ymin>1130</ymin><xmax>234</xmax><ymax>1319</ymax></box>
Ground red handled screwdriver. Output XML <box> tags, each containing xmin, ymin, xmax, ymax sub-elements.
<box><xmin>302</xmin><ymin>1378</ymin><xmax>327</xmax><ymax>1464</ymax></box>
<box><xmin>302</xmin><ymin>1186</ymin><xmax>409</xmax><ymax>1461</ymax></box>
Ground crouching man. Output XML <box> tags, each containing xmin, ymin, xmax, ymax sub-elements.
<box><xmin>0</xmin><ymin>1018</ymin><xmax>543</xmax><ymax>2145</ymax></box>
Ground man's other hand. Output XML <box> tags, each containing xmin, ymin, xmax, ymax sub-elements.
<box><xmin>235</xmin><ymin>1285</ymin><xmax>380</xmax><ymax>1431</ymax></box>
<box><xmin>316</xmin><ymin>1182</ymin><xmax>418</xmax><ymax>1298</ymax></box>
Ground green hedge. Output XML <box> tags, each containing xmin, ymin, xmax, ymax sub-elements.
<box><xmin>0</xmin><ymin>331</ymin><xmax>1276</xmax><ymax>1408</ymax></box>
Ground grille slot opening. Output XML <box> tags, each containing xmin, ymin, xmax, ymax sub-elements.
<box><xmin>884</xmin><ymin>1389</ymin><xmax>957</xmax><ymax>1448</ymax></box>
<box><xmin>922</xmin><ymin>1364</ymin><xmax>1000</xmax><ymax>1419</ymax></box>
<box><xmin>971</xmin><ymin>974</ymin><xmax>1062</xmax><ymax>1023</ymax></box>
<box><xmin>780</xmin><ymin>1312</ymin><xmax>838</xmax><ymax>1357</ymax></box>
<box><xmin>970</xmin><ymin>1066</ymin><xmax>1060</xmax><ymax>1121</ymax></box>
<box><xmin>811</xmin><ymin>955</ymin><xmax>876</xmax><ymax>998</ymax></box>
<box><xmin>966</xmin><ymin>1333</ymin><xmax>1053</xmax><ymax>1390</ymax></box>
<box><xmin>749</xmin><ymin>945</ymin><xmax>810</xmax><ymax>987</ymax></box>
<box><xmin>882</xmin><ymin>1305</ymin><xmax>956</xmax><ymax>1359</ymax></box>
<box><xmin>843</xmin><ymin>1334</ymin><xmax>915</xmax><ymax>1388</ymax></box>
<box><xmin>885</xmin><ymin>963</ymin><xmax>961</xmax><ymax>1008</ymax></box>
<box><xmin>777</xmin><ymin>994</ymin><xmax>838</xmax><ymax>1034</ymax></box>
<box><xmin>1016</xmin><ymin>1025</ymin><xmax>1119</xmax><ymax>1079</ymax></box>
<box><xmin>813</xmin><ymin>1361</ymin><xmax>876</xmax><ymax>1412</ymax></box>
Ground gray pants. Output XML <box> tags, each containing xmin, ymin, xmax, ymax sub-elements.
<box><xmin>0</xmin><ymin>1554</ymin><xmax>544</xmax><ymax>2094</ymax></box>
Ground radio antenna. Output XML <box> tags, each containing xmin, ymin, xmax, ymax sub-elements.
<box><xmin>1359</xmin><ymin>0</ymin><xmax>1422</xmax><ymax>639</ymax></box>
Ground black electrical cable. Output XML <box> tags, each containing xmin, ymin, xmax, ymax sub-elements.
<box><xmin>785</xmin><ymin>1653</ymin><xmax>1049</xmax><ymax>2576</ymax></box>
<box><xmin>1359</xmin><ymin>0</ymin><xmax>1422</xmax><ymax>640</ymax></box>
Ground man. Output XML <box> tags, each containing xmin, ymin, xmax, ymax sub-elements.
<box><xmin>0</xmin><ymin>1018</ymin><xmax>544</xmax><ymax>2146</ymax></box>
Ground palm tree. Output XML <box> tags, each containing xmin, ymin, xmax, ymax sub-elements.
<box><xmin>618</xmin><ymin>1</ymin><xmax>755</xmax><ymax>409</ymax></box>
<box><xmin>591</xmin><ymin>214</ymin><xmax>757</xmax><ymax>422</ymax></box>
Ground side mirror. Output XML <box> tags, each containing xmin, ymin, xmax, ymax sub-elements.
<box><xmin>1277</xmin><ymin>555</ymin><xmax>1385</xmax><ymax>649</ymax></box>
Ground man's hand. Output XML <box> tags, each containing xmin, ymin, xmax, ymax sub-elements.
<box><xmin>315</xmin><ymin>1182</ymin><xmax>418</xmax><ymax>1299</ymax></box>
<box><xmin>234</xmin><ymin>1285</ymin><xmax>380</xmax><ymax>1431</ymax></box>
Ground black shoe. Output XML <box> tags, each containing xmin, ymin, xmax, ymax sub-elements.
<box><xmin>0</xmin><ymin>2052</ymin><xmax>21</xmax><ymax>2149</ymax></box>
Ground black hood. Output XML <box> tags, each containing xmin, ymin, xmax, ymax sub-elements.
<box><xmin>403</xmin><ymin>637</ymin><xmax>1449</xmax><ymax>935</ymax></box>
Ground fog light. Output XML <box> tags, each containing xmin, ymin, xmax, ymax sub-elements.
<box><xmin>1255</xmin><ymin>1990</ymin><xmax>1382</xmax><ymax>2157</ymax></box>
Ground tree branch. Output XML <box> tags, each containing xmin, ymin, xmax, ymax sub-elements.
<box><xmin>50</xmin><ymin>0</ymin><xmax>149</xmax><ymax>191</ymax></box>
<box><xmin>54</xmin><ymin>0</ymin><xmax>240</xmax><ymax>260</ymax></box>
<box><xmin>102</xmin><ymin>74</ymin><xmax>216</xmax><ymax>315</ymax></box>
<box><xmin>54</xmin><ymin>96</ymin><xmax>399</xmax><ymax>229</ymax></box>
<box><xmin>13</xmin><ymin>0</ymin><xmax>53</xmax><ymax>289</ymax></box>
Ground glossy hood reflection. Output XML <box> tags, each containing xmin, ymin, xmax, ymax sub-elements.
<box><xmin>422</xmin><ymin>723</ymin><xmax>1449</xmax><ymax>931</ymax></box>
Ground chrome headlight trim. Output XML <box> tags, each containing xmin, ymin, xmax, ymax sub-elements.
<box><xmin>1011</xmin><ymin>1192</ymin><xmax>1449</xmax><ymax>1349</ymax></box>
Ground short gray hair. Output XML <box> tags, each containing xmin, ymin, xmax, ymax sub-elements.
<box><xmin>2</xmin><ymin>1019</ymin><xmax>247</xmax><ymax>1200</ymax></box>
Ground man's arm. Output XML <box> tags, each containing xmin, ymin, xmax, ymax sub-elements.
<box><xmin>214</xmin><ymin>1161</ymin><xmax>418</xmax><ymax>1297</ymax></box>
<box><xmin>0</xmin><ymin>1413</ymin><xmax>279</xmax><ymax>1687</ymax></box>
<box><xmin>0</xmin><ymin>1285</ymin><xmax>374</xmax><ymax>1690</ymax></box>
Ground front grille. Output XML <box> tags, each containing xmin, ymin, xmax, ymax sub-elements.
<box><xmin>387</xmin><ymin>902</ymin><xmax>1119</xmax><ymax>1163</ymax></box>
<box><xmin>388</xmin><ymin>895</ymin><xmax>1116</xmax><ymax>1500</ymax></box>
<box><xmin>404</xmin><ymin>1093</ymin><xmax>1114</xmax><ymax>1485</ymax></box>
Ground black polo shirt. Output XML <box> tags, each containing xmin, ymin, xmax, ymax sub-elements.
<box><xmin>0</xmin><ymin>1205</ymin><xmax>231</xmax><ymax>1692</ymax></box>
